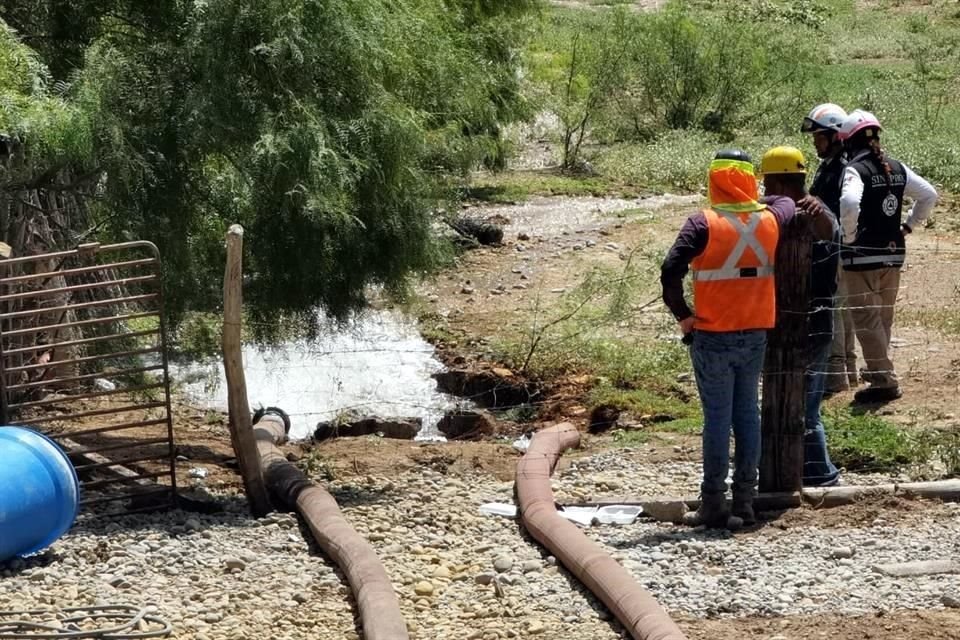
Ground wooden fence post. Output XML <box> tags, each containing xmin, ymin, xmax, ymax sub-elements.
<box><xmin>760</xmin><ymin>214</ymin><xmax>813</xmax><ymax>493</ymax></box>
<box><xmin>222</xmin><ymin>224</ymin><xmax>272</xmax><ymax>516</ymax></box>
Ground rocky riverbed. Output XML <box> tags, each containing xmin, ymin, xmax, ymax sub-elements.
<box><xmin>3</xmin><ymin>447</ymin><xmax>959</xmax><ymax>640</ymax></box>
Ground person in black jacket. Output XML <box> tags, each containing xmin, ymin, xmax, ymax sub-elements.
<box><xmin>838</xmin><ymin>110</ymin><xmax>938</xmax><ymax>403</ymax></box>
<box><xmin>801</xmin><ymin>103</ymin><xmax>857</xmax><ymax>395</ymax></box>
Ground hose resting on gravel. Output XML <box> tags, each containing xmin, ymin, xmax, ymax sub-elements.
<box><xmin>254</xmin><ymin>415</ymin><xmax>408</xmax><ymax>640</ymax></box>
<box><xmin>515</xmin><ymin>423</ymin><xmax>688</xmax><ymax>640</ymax></box>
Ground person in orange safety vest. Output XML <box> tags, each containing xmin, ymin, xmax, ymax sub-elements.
<box><xmin>660</xmin><ymin>149</ymin><xmax>833</xmax><ymax>529</ymax></box>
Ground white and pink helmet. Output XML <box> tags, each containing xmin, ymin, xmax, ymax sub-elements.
<box><xmin>800</xmin><ymin>103</ymin><xmax>847</xmax><ymax>134</ymax></box>
<box><xmin>838</xmin><ymin>109</ymin><xmax>882</xmax><ymax>141</ymax></box>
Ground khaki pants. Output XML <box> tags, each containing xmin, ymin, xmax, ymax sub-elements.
<box><xmin>843</xmin><ymin>267</ymin><xmax>901</xmax><ymax>389</ymax></box>
<box><xmin>827</xmin><ymin>264</ymin><xmax>857</xmax><ymax>390</ymax></box>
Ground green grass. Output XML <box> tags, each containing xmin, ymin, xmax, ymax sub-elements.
<box><xmin>590</xmin><ymin>384</ymin><xmax>698</xmax><ymax>421</ymax></box>
<box><xmin>825</xmin><ymin>407</ymin><xmax>960</xmax><ymax>475</ymax></box>
<box><xmin>509</xmin><ymin>0</ymin><xmax>960</xmax><ymax>197</ymax></box>
<box><xmin>655</xmin><ymin>416</ymin><xmax>703</xmax><ymax>434</ymax></box>
<box><xmin>465</xmin><ymin>170</ymin><xmax>644</xmax><ymax>203</ymax></box>
<box><xmin>611</xmin><ymin>429</ymin><xmax>651</xmax><ymax>446</ymax></box>
<box><xmin>898</xmin><ymin>307</ymin><xmax>960</xmax><ymax>336</ymax></box>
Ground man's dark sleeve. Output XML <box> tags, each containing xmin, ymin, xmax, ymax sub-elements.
<box><xmin>660</xmin><ymin>214</ymin><xmax>708</xmax><ymax>321</ymax></box>
<box><xmin>763</xmin><ymin>195</ymin><xmax>797</xmax><ymax>227</ymax></box>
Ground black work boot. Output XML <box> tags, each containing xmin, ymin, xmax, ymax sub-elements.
<box><xmin>731</xmin><ymin>493</ymin><xmax>756</xmax><ymax>526</ymax></box>
<box><xmin>682</xmin><ymin>492</ymin><xmax>729</xmax><ymax>528</ymax></box>
<box><xmin>853</xmin><ymin>385</ymin><xmax>902</xmax><ymax>404</ymax></box>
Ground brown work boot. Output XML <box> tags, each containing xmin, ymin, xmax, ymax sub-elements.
<box><xmin>682</xmin><ymin>492</ymin><xmax>729</xmax><ymax>528</ymax></box>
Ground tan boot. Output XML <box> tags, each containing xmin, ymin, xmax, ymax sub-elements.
<box><xmin>682</xmin><ymin>492</ymin><xmax>729</xmax><ymax>528</ymax></box>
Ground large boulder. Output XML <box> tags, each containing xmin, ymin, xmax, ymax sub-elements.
<box><xmin>433</xmin><ymin>369</ymin><xmax>539</xmax><ymax>408</ymax></box>
<box><xmin>314</xmin><ymin>416</ymin><xmax>421</xmax><ymax>441</ymax></box>
<box><xmin>437</xmin><ymin>410</ymin><xmax>495</xmax><ymax>440</ymax></box>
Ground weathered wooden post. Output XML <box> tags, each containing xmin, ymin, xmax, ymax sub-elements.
<box><xmin>222</xmin><ymin>224</ymin><xmax>272</xmax><ymax>516</ymax></box>
<box><xmin>760</xmin><ymin>215</ymin><xmax>812</xmax><ymax>493</ymax></box>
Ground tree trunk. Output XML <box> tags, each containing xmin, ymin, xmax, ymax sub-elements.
<box><xmin>760</xmin><ymin>214</ymin><xmax>812</xmax><ymax>493</ymax></box>
<box><xmin>0</xmin><ymin>176</ymin><xmax>91</xmax><ymax>402</ymax></box>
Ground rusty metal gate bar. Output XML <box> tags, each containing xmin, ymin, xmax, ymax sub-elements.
<box><xmin>0</xmin><ymin>241</ymin><xmax>177</xmax><ymax>516</ymax></box>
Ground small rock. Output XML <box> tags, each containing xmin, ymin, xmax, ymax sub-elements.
<box><xmin>493</xmin><ymin>556</ymin><xmax>514</xmax><ymax>573</ymax></box>
<box><xmin>293</xmin><ymin>593</ymin><xmax>309</xmax><ymax>604</ymax></box>
<box><xmin>521</xmin><ymin>561</ymin><xmax>541</xmax><ymax>574</ymax></box>
<box><xmin>942</xmin><ymin>594</ymin><xmax>960</xmax><ymax>609</ymax></box>
<box><xmin>829</xmin><ymin>547</ymin><xmax>855</xmax><ymax>560</ymax></box>
<box><xmin>475</xmin><ymin>573</ymin><xmax>496</xmax><ymax>585</ymax></box>
<box><xmin>414</xmin><ymin>581</ymin><xmax>435</xmax><ymax>596</ymax></box>
<box><xmin>224</xmin><ymin>558</ymin><xmax>247</xmax><ymax>571</ymax></box>
<box><xmin>203</xmin><ymin>613</ymin><xmax>221</xmax><ymax>624</ymax></box>
<box><xmin>461</xmin><ymin>285</ymin><xmax>475</xmax><ymax>295</ymax></box>
<box><xmin>527</xmin><ymin>619</ymin><xmax>545</xmax><ymax>635</ymax></box>
<box><xmin>517</xmin><ymin>232</ymin><xmax>531</xmax><ymax>241</ymax></box>
<box><xmin>433</xmin><ymin>566</ymin><xmax>452</xmax><ymax>580</ymax></box>
<box><xmin>185</xmin><ymin>518</ymin><xmax>202</xmax><ymax>532</ymax></box>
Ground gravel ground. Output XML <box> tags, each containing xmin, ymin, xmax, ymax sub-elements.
<box><xmin>2</xmin><ymin>451</ymin><xmax>958</xmax><ymax>640</ymax></box>
<box><xmin>554</xmin><ymin>448</ymin><xmax>918</xmax><ymax>503</ymax></box>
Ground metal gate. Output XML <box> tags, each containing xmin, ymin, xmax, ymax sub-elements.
<box><xmin>0</xmin><ymin>241</ymin><xmax>177</xmax><ymax>516</ymax></box>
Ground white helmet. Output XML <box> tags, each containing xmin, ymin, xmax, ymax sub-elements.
<box><xmin>838</xmin><ymin>109</ymin><xmax>882</xmax><ymax>141</ymax></box>
<box><xmin>800</xmin><ymin>103</ymin><xmax>847</xmax><ymax>134</ymax></box>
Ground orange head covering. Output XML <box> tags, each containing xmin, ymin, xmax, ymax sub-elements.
<box><xmin>708</xmin><ymin>151</ymin><xmax>765</xmax><ymax>213</ymax></box>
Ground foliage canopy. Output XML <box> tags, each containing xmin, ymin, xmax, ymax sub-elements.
<box><xmin>0</xmin><ymin>0</ymin><xmax>539</xmax><ymax>337</ymax></box>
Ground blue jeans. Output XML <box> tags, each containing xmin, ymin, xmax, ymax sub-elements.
<box><xmin>691</xmin><ymin>330</ymin><xmax>767</xmax><ymax>496</ymax></box>
<box><xmin>803</xmin><ymin>339</ymin><xmax>841</xmax><ymax>486</ymax></box>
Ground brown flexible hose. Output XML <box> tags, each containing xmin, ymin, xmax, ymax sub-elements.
<box><xmin>254</xmin><ymin>416</ymin><xmax>409</xmax><ymax>640</ymax></box>
<box><xmin>515</xmin><ymin>423</ymin><xmax>688</xmax><ymax>640</ymax></box>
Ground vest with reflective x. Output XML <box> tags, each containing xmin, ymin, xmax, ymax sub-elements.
<box><xmin>691</xmin><ymin>208</ymin><xmax>780</xmax><ymax>332</ymax></box>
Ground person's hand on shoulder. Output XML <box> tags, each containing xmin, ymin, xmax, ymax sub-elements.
<box><xmin>796</xmin><ymin>195</ymin><xmax>826</xmax><ymax>218</ymax></box>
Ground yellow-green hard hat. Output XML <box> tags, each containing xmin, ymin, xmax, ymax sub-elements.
<box><xmin>760</xmin><ymin>146</ymin><xmax>807</xmax><ymax>175</ymax></box>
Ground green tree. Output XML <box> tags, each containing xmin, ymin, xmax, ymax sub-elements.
<box><xmin>0</xmin><ymin>0</ymin><xmax>539</xmax><ymax>337</ymax></box>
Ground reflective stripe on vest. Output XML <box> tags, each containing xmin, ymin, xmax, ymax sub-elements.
<box><xmin>694</xmin><ymin>265</ymin><xmax>775</xmax><ymax>281</ymax></box>
<box><xmin>691</xmin><ymin>208</ymin><xmax>779</xmax><ymax>332</ymax></box>
<box><xmin>842</xmin><ymin>254</ymin><xmax>905</xmax><ymax>267</ymax></box>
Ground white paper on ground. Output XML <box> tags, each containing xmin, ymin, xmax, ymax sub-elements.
<box><xmin>511</xmin><ymin>434</ymin><xmax>531</xmax><ymax>452</ymax></box>
<box><xmin>478</xmin><ymin>503</ymin><xmax>518</xmax><ymax>518</ymax></box>
<box><xmin>478</xmin><ymin>503</ymin><xmax>642</xmax><ymax>526</ymax></box>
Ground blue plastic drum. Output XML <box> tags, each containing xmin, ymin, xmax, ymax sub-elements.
<box><xmin>0</xmin><ymin>426</ymin><xmax>80</xmax><ymax>562</ymax></box>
